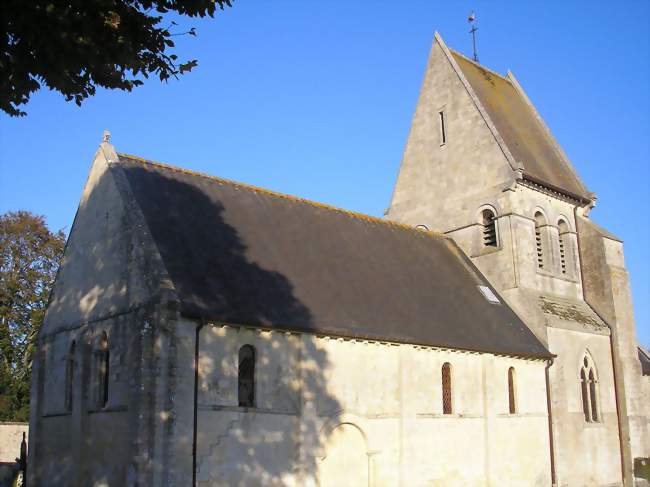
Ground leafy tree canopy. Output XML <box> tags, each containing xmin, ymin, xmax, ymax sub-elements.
<box><xmin>1</xmin><ymin>0</ymin><xmax>232</xmax><ymax>116</ymax></box>
<box><xmin>0</xmin><ymin>211</ymin><xmax>65</xmax><ymax>421</ymax></box>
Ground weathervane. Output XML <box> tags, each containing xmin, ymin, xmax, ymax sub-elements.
<box><xmin>468</xmin><ymin>11</ymin><xmax>479</xmax><ymax>62</ymax></box>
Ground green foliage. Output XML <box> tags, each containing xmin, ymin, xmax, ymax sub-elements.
<box><xmin>0</xmin><ymin>211</ymin><xmax>65</xmax><ymax>421</ymax></box>
<box><xmin>1</xmin><ymin>0</ymin><xmax>232</xmax><ymax>116</ymax></box>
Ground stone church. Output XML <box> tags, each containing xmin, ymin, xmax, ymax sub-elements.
<box><xmin>28</xmin><ymin>33</ymin><xmax>649</xmax><ymax>486</ymax></box>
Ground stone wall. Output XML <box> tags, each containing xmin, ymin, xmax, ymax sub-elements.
<box><xmin>578</xmin><ymin>216</ymin><xmax>650</xmax><ymax>485</ymax></box>
<box><xmin>194</xmin><ymin>322</ymin><xmax>552</xmax><ymax>487</ymax></box>
<box><xmin>386</xmin><ymin>34</ymin><xmax>514</xmax><ymax>230</ymax></box>
<box><xmin>547</xmin><ymin>327</ymin><xmax>623</xmax><ymax>486</ymax></box>
<box><xmin>28</xmin><ymin>142</ymin><xmax>179</xmax><ymax>487</ymax></box>
<box><xmin>28</xmin><ymin>314</ymin><xmax>141</xmax><ymax>487</ymax></box>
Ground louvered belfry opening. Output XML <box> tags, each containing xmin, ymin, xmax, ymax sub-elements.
<box><xmin>442</xmin><ymin>362</ymin><xmax>452</xmax><ymax>414</ymax></box>
<box><xmin>534</xmin><ymin>212</ymin><xmax>546</xmax><ymax>269</ymax></box>
<box><xmin>558</xmin><ymin>220</ymin><xmax>569</xmax><ymax>275</ymax></box>
<box><xmin>481</xmin><ymin>209</ymin><xmax>497</xmax><ymax>247</ymax></box>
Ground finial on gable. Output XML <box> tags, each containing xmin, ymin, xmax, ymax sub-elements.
<box><xmin>99</xmin><ymin>129</ymin><xmax>119</xmax><ymax>163</ymax></box>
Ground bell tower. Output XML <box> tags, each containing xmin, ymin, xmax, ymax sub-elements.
<box><xmin>386</xmin><ymin>33</ymin><xmax>593</xmax><ymax>312</ymax></box>
<box><xmin>386</xmin><ymin>32</ymin><xmax>649</xmax><ymax>486</ymax></box>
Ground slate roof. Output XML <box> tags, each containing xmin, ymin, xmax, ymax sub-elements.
<box><xmin>639</xmin><ymin>347</ymin><xmax>650</xmax><ymax>376</ymax></box>
<box><xmin>112</xmin><ymin>154</ymin><xmax>552</xmax><ymax>359</ymax></box>
<box><xmin>585</xmin><ymin>219</ymin><xmax>623</xmax><ymax>243</ymax></box>
<box><xmin>450</xmin><ymin>50</ymin><xmax>590</xmax><ymax>201</ymax></box>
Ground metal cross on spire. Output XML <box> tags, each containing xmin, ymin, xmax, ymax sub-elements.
<box><xmin>468</xmin><ymin>11</ymin><xmax>479</xmax><ymax>62</ymax></box>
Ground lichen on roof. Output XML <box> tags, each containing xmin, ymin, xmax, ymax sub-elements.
<box><xmin>117</xmin><ymin>153</ymin><xmax>445</xmax><ymax>239</ymax></box>
<box><xmin>539</xmin><ymin>295</ymin><xmax>607</xmax><ymax>331</ymax></box>
<box><xmin>449</xmin><ymin>49</ymin><xmax>590</xmax><ymax>201</ymax></box>
<box><xmin>109</xmin><ymin>152</ymin><xmax>552</xmax><ymax>359</ymax></box>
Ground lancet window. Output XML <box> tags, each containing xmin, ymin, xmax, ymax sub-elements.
<box><xmin>508</xmin><ymin>367</ymin><xmax>517</xmax><ymax>414</ymax></box>
<box><xmin>442</xmin><ymin>362</ymin><xmax>453</xmax><ymax>414</ymax></box>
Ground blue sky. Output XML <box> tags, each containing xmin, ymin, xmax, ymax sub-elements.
<box><xmin>1</xmin><ymin>1</ymin><xmax>648</xmax><ymax>346</ymax></box>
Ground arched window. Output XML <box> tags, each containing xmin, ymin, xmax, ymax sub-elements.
<box><xmin>97</xmin><ymin>332</ymin><xmax>110</xmax><ymax>409</ymax></box>
<box><xmin>238</xmin><ymin>345</ymin><xmax>256</xmax><ymax>407</ymax></box>
<box><xmin>534</xmin><ymin>212</ymin><xmax>546</xmax><ymax>269</ymax></box>
<box><xmin>508</xmin><ymin>367</ymin><xmax>517</xmax><ymax>414</ymax></box>
<box><xmin>481</xmin><ymin>209</ymin><xmax>498</xmax><ymax>247</ymax></box>
<box><xmin>580</xmin><ymin>354</ymin><xmax>599</xmax><ymax>422</ymax></box>
<box><xmin>442</xmin><ymin>362</ymin><xmax>452</xmax><ymax>414</ymax></box>
<box><xmin>558</xmin><ymin>219</ymin><xmax>571</xmax><ymax>275</ymax></box>
<box><xmin>65</xmin><ymin>340</ymin><xmax>76</xmax><ymax>412</ymax></box>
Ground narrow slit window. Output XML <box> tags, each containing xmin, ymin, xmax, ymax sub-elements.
<box><xmin>508</xmin><ymin>367</ymin><xmax>517</xmax><ymax>414</ymax></box>
<box><xmin>439</xmin><ymin>111</ymin><xmax>446</xmax><ymax>145</ymax></box>
<box><xmin>238</xmin><ymin>345</ymin><xmax>256</xmax><ymax>408</ymax></box>
<box><xmin>481</xmin><ymin>209</ymin><xmax>498</xmax><ymax>247</ymax></box>
<box><xmin>442</xmin><ymin>362</ymin><xmax>452</xmax><ymax>414</ymax></box>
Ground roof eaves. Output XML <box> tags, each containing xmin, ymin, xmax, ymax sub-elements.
<box><xmin>179</xmin><ymin>313</ymin><xmax>555</xmax><ymax>361</ymax></box>
<box><xmin>522</xmin><ymin>173</ymin><xmax>593</xmax><ymax>205</ymax></box>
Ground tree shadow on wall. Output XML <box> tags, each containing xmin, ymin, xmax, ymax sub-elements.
<box><xmin>121</xmin><ymin>163</ymin><xmax>347</xmax><ymax>487</ymax></box>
